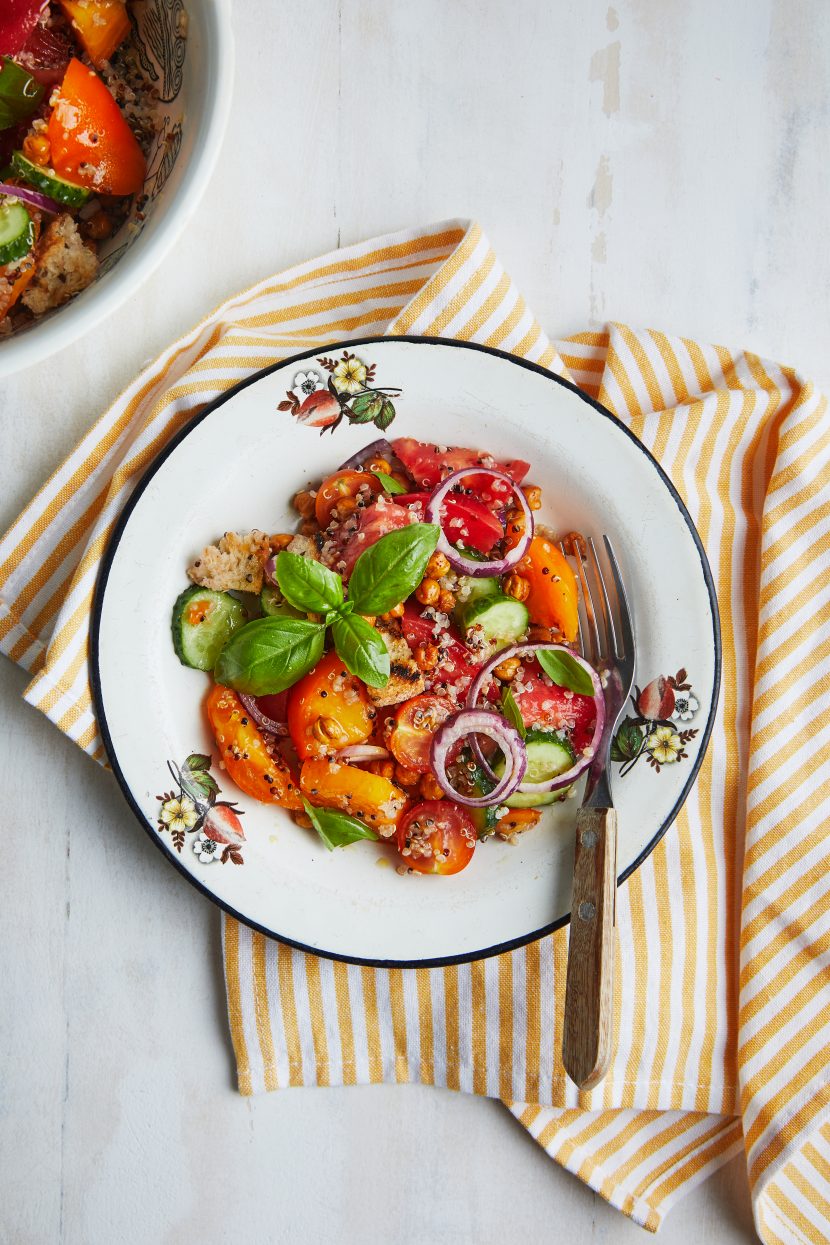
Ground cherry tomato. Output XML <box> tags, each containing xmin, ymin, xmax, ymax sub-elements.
<box><xmin>57</xmin><ymin>0</ymin><xmax>131</xmax><ymax>67</ymax></box>
<box><xmin>391</xmin><ymin>436</ymin><xmax>529</xmax><ymax>503</ymax></box>
<box><xmin>314</xmin><ymin>469</ymin><xmax>382</xmax><ymax>527</ymax></box>
<box><xmin>396</xmin><ymin>800</ymin><xmax>476</xmax><ymax>875</ymax></box>
<box><xmin>205</xmin><ymin>684</ymin><xmax>302</xmax><ymax>809</ymax></box>
<box><xmin>521</xmin><ymin>536</ymin><xmax>579</xmax><ymax>641</ymax></box>
<box><xmin>340</xmin><ymin>499</ymin><xmax>411</xmax><ymax>577</ymax></box>
<box><xmin>48</xmin><ymin>58</ymin><xmax>146</xmax><ymax>195</ymax></box>
<box><xmin>287</xmin><ymin>651</ymin><xmax>374</xmax><ymax>760</ymax></box>
<box><xmin>388</xmin><ymin>693</ymin><xmax>453</xmax><ymax>773</ymax></box>
<box><xmin>392</xmin><ymin>492</ymin><xmax>503</xmax><ymax>554</ymax></box>
<box><xmin>512</xmin><ymin>660</ymin><xmax>597</xmax><ymax>752</ymax></box>
<box><xmin>300</xmin><ymin>758</ymin><xmax>408</xmax><ymax>833</ymax></box>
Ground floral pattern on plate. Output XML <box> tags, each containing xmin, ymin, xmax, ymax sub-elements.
<box><xmin>611</xmin><ymin>669</ymin><xmax>700</xmax><ymax>776</ymax></box>
<box><xmin>278</xmin><ymin>351</ymin><xmax>403</xmax><ymax>435</ymax></box>
<box><xmin>157</xmin><ymin>753</ymin><xmax>246</xmax><ymax>865</ymax></box>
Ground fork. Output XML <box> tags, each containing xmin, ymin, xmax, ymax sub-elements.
<box><xmin>559</xmin><ymin>534</ymin><xmax>636</xmax><ymax>1090</ymax></box>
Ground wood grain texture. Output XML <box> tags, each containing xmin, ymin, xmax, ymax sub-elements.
<box><xmin>563</xmin><ymin>806</ymin><xmax>618</xmax><ymax>1089</ymax></box>
<box><xmin>3</xmin><ymin>0</ymin><xmax>826</xmax><ymax>1239</ymax></box>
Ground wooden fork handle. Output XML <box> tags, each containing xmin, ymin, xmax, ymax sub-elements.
<box><xmin>562</xmin><ymin>807</ymin><xmax>618</xmax><ymax>1090</ymax></box>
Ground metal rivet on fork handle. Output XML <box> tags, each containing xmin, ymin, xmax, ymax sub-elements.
<box><xmin>581</xmin><ymin>828</ymin><xmax>598</xmax><ymax>849</ymax></box>
<box><xmin>578</xmin><ymin>901</ymin><xmax>596</xmax><ymax>922</ymax></box>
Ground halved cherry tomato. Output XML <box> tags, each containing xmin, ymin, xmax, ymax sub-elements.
<box><xmin>48</xmin><ymin>57</ymin><xmax>146</xmax><ymax>195</ymax></box>
<box><xmin>388</xmin><ymin>693</ymin><xmax>453</xmax><ymax>773</ymax></box>
<box><xmin>300</xmin><ymin>758</ymin><xmax>408</xmax><ymax>833</ymax></box>
<box><xmin>512</xmin><ymin>660</ymin><xmax>597</xmax><ymax>752</ymax></box>
<box><xmin>314</xmin><ymin>469</ymin><xmax>382</xmax><ymax>527</ymax></box>
<box><xmin>392</xmin><ymin>492</ymin><xmax>503</xmax><ymax>554</ymax></box>
<box><xmin>391</xmin><ymin>436</ymin><xmax>529</xmax><ymax>503</ymax></box>
<box><xmin>522</xmin><ymin>536</ymin><xmax>579</xmax><ymax>641</ymax></box>
<box><xmin>496</xmin><ymin>808</ymin><xmax>542</xmax><ymax>835</ymax></box>
<box><xmin>287</xmin><ymin>651</ymin><xmax>374</xmax><ymax>760</ymax></box>
<box><xmin>396</xmin><ymin>800</ymin><xmax>476</xmax><ymax>875</ymax></box>
<box><xmin>58</xmin><ymin>0</ymin><xmax>131</xmax><ymax>67</ymax></box>
<box><xmin>205</xmin><ymin>684</ymin><xmax>302</xmax><ymax>809</ymax></box>
<box><xmin>340</xmin><ymin>499</ymin><xmax>411</xmax><ymax>577</ymax></box>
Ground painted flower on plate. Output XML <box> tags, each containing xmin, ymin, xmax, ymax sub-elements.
<box><xmin>332</xmin><ymin>356</ymin><xmax>367</xmax><ymax>395</ymax></box>
<box><xmin>291</xmin><ymin>370</ymin><xmax>323</xmax><ymax>402</ymax></box>
<box><xmin>192</xmin><ymin>832</ymin><xmax>222</xmax><ymax>863</ymax></box>
<box><xmin>160</xmin><ymin>795</ymin><xmax>198</xmax><ymax>832</ymax></box>
<box><xmin>645</xmin><ymin>726</ymin><xmax>683</xmax><ymax>764</ymax></box>
<box><xmin>671</xmin><ymin>691</ymin><xmax>699</xmax><ymax>722</ymax></box>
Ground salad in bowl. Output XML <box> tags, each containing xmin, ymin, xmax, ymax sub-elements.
<box><xmin>171</xmin><ymin>435</ymin><xmax>604</xmax><ymax>877</ymax></box>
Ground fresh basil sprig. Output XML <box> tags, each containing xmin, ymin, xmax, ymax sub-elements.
<box><xmin>214</xmin><ymin>617</ymin><xmax>325</xmax><ymax>695</ymax></box>
<box><xmin>211</xmin><ymin>523</ymin><xmax>440</xmax><ymax>693</ymax></box>
<box><xmin>372</xmin><ymin>470</ymin><xmax>407</xmax><ymax>495</ymax></box>
<box><xmin>500</xmin><ymin>684</ymin><xmax>526</xmax><ymax>737</ymax></box>
<box><xmin>276</xmin><ymin>550</ymin><xmax>344</xmax><ymax>613</ymax></box>
<box><xmin>347</xmin><ymin>522</ymin><xmax>440</xmax><ymax>615</ymax></box>
<box><xmin>330</xmin><ymin>614</ymin><xmax>390</xmax><ymax>687</ymax></box>
<box><xmin>0</xmin><ymin>57</ymin><xmax>44</xmax><ymax>130</ymax></box>
<box><xmin>302</xmin><ymin>800</ymin><xmax>380</xmax><ymax>850</ymax></box>
<box><xmin>536</xmin><ymin>648</ymin><xmax>595</xmax><ymax>697</ymax></box>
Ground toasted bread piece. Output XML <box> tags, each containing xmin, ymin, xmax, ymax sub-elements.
<box><xmin>367</xmin><ymin>621</ymin><xmax>426</xmax><ymax>708</ymax></box>
<box><xmin>22</xmin><ymin>214</ymin><xmax>98</xmax><ymax>315</ymax></box>
<box><xmin>187</xmin><ymin>530</ymin><xmax>271</xmax><ymax>594</ymax></box>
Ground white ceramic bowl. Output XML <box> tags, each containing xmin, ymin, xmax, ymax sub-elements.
<box><xmin>0</xmin><ymin>0</ymin><xmax>234</xmax><ymax>378</ymax></box>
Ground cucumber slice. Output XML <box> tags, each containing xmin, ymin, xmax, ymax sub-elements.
<box><xmin>0</xmin><ymin>197</ymin><xmax>34</xmax><ymax>265</ymax></box>
<box><xmin>495</xmin><ymin>729</ymin><xmax>576</xmax><ymax>808</ymax></box>
<box><xmin>10</xmin><ymin>151</ymin><xmax>91</xmax><ymax>208</ymax></box>
<box><xmin>172</xmin><ymin>587</ymin><xmax>247</xmax><ymax>671</ymax></box>
<box><xmin>457</xmin><ymin>592</ymin><xmax>529</xmax><ymax>645</ymax></box>
<box><xmin>260</xmin><ymin>584</ymin><xmax>305</xmax><ymax>619</ymax></box>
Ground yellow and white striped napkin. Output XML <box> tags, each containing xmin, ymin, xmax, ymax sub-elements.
<box><xmin>2</xmin><ymin>220</ymin><xmax>828</xmax><ymax>1243</ymax></box>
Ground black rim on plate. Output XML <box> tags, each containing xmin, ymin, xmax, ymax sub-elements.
<box><xmin>90</xmin><ymin>335</ymin><xmax>722</xmax><ymax>969</ymax></box>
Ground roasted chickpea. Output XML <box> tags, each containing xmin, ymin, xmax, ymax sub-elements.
<box><xmin>291</xmin><ymin>809</ymin><xmax>314</xmax><ymax>829</ymax></box>
<box><xmin>419</xmin><ymin>773</ymin><xmax>445</xmax><ymax>801</ymax></box>
<box><xmin>414</xmin><ymin>642</ymin><xmax>439</xmax><ymax>672</ymax></box>
<box><xmin>523</xmin><ymin>485</ymin><xmax>542</xmax><ymax>511</ymax></box>
<box><xmin>416</xmin><ymin>577</ymin><xmax>441</xmax><ymax>606</ymax></box>
<box><xmin>334</xmin><ymin>497</ymin><xmax>358</xmax><ymax>519</ymax></box>
<box><xmin>269</xmin><ymin>533</ymin><xmax>294</xmax><ymax>552</ymax></box>
<box><xmin>493</xmin><ymin>656</ymin><xmax>521</xmax><ymax>682</ymax></box>
<box><xmin>438</xmin><ymin>588</ymin><xmax>456</xmax><ymax>614</ymax></box>
<box><xmin>368</xmin><ymin>758</ymin><xmax>396</xmax><ymax>780</ymax></box>
<box><xmin>83</xmin><ymin>210</ymin><xmax>114</xmax><ymax>241</ymax></box>
<box><xmin>300</xmin><ymin>519</ymin><xmax>319</xmax><ymax>536</ymax></box>
<box><xmin>293</xmin><ymin>489</ymin><xmax>316</xmax><ymax>518</ymax></box>
<box><xmin>312</xmin><ymin>716</ymin><xmax>349</xmax><ymax>746</ymax></box>
<box><xmin>22</xmin><ymin>133</ymin><xmax>50</xmax><ymax>166</ymax></box>
<box><xmin>426</xmin><ymin>551</ymin><xmax>451</xmax><ymax>579</ymax></box>
<box><xmin>503</xmin><ymin>573</ymin><xmax>530</xmax><ymax>602</ymax></box>
<box><xmin>394</xmin><ymin>762</ymin><xmax>422</xmax><ymax>789</ymax></box>
<box><xmin>379</xmin><ymin>602</ymin><xmax>405</xmax><ymax>621</ymax></box>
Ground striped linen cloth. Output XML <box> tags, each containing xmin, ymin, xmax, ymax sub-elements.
<box><xmin>2</xmin><ymin>220</ymin><xmax>828</xmax><ymax>1242</ymax></box>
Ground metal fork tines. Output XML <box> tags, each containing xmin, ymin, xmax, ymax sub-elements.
<box><xmin>559</xmin><ymin>532</ymin><xmax>636</xmax><ymax>1091</ymax></box>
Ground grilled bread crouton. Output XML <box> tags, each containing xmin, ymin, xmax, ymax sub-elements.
<box><xmin>286</xmin><ymin>534</ymin><xmax>321</xmax><ymax>561</ymax></box>
<box><xmin>188</xmin><ymin>530</ymin><xmax>271</xmax><ymax>593</ymax></box>
<box><xmin>22</xmin><ymin>215</ymin><xmax>98</xmax><ymax>315</ymax></box>
<box><xmin>367</xmin><ymin>621</ymin><xmax>425</xmax><ymax>708</ymax></box>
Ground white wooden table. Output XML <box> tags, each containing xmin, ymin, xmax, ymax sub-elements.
<box><xmin>2</xmin><ymin>2</ymin><xmax>827</xmax><ymax>1240</ymax></box>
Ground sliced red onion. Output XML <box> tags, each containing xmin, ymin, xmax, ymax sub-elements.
<box><xmin>338</xmin><ymin>437</ymin><xmax>396</xmax><ymax>471</ymax></box>
<box><xmin>239</xmin><ymin>693</ymin><xmax>288</xmax><ymax>736</ymax></box>
<box><xmin>336</xmin><ymin>744</ymin><xmax>390</xmax><ymax>762</ymax></box>
<box><xmin>431</xmin><ymin>709</ymin><xmax>527</xmax><ymax>807</ymax></box>
<box><xmin>263</xmin><ymin>555</ymin><xmax>278</xmax><ymax>588</ymax></box>
<box><xmin>426</xmin><ymin>467</ymin><xmax>533</xmax><ymax>577</ymax></box>
<box><xmin>0</xmin><ymin>181</ymin><xmax>60</xmax><ymax>215</ymax></box>
<box><xmin>467</xmin><ymin>643</ymin><xmax>605</xmax><ymax>792</ymax></box>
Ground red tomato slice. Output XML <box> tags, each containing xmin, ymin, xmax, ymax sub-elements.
<box><xmin>391</xmin><ymin>436</ymin><xmax>530</xmax><ymax>503</ymax></box>
<box><xmin>0</xmin><ymin>0</ymin><xmax>44</xmax><ymax>56</ymax></box>
<box><xmin>388</xmin><ymin>693</ymin><xmax>453</xmax><ymax>773</ymax></box>
<box><xmin>393</xmin><ymin>492</ymin><xmax>503</xmax><ymax>554</ymax></box>
<box><xmin>48</xmin><ymin>57</ymin><xmax>146</xmax><ymax>195</ymax></box>
<box><xmin>401</xmin><ymin>606</ymin><xmax>483</xmax><ymax>693</ymax></box>
<box><xmin>397</xmin><ymin>800</ymin><xmax>476</xmax><ymax>875</ymax></box>
<box><xmin>512</xmin><ymin>660</ymin><xmax>597</xmax><ymax>752</ymax></box>
<box><xmin>339</xmin><ymin>499</ymin><xmax>412</xmax><ymax>577</ymax></box>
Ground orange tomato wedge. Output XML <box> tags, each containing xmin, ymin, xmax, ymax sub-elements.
<box><xmin>287</xmin><ymin>651</ymin><xmax>374</xmax><ymax>760</ymax></box>
<box><xmin>522</xmin><ymin>535</ymin><xmax>579</xmax><ymax>641</ymax></box>
<box><xmin>48</xmin><ymin>57</ymin><xmax>146</xmax><ymax>195</ymax></box>
<box><xmin>58</xmin><ymin>0</ymin><xmax>131</xmax><ymax>66</ymax></box>
<box><xmin>300</xmin><ymin>759</ymin><xmax>408</xmax><ymax>834</ymax></box>
<box><xmin>205</xmin><ymin>684</ymin><xmax>302</xmax><ymax>810</ymax></box>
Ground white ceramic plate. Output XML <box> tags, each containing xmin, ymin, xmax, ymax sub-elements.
<box><xmin>91</xmin><ymin>337</ymin><xmax>720</xmax><ymax>966</ymax></box>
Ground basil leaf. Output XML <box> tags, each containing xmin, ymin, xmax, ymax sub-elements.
<box><xmin>500</xmin><ymin>685</ymin><xmax>526</xmax><ymax>738</ymax></box>
<box><xmin>536</xmin><ymin>648</ymin><xmax>595</xmax><ymax>697</ymax></box>
<box><xmin>0</xmin><ymin>58</ymin><xmax>44</xmax><ymax>130</ymax></box>
<box><xmin>347</xmin><ymin>522</ymin><xmax>440</xmax><ymax>615</ymax></box>
<box><xmin>302</xmin><ymin>799</ymin><xmax>379</xmax><ymax>851</ymax></box>
<box><xmin>276</xmin><ymin>550</ymin><xmax>343</xmax><ymax>613</ymax></box>
<box><xmin>214</xmin><ymin>617</ymin><xmax>325</xmax><ymax>695</ymax></box>
<box><xmin>331</xmin><ymin>614</ymin><xmax>390</xmax><ymax>687</ymax></box>
<box><xmin>371</xmin><ymin>470</ymin><xmax>407</xmax><ymax>495</ymax></box>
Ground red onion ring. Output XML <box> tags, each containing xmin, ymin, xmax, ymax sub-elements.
<box><xmin>338</xmin><ymin>437</ymin><xmax>396</xmax><ymax>471</ymax></box>
<box><xmin>336</xmin><ymin>744</ymin><xmax>390</xmax><ymax>762</ymax></box>
<box><xmin>239</xmin><ymin>693</ymin><xmax>288</xmax><ymax>736</ymax></box>
<box><xmin>0</xmin><ymin>182</ymin><xmax>60</xmax><ymax>215</ymax></box>
<box><xmin>426</xmin><ymin>467</ymin><xmax>533</xmax><ymax>576</ymax></box>
<box><xmin>467</xmin><ymin>643</ymin><xmax>605</xmax><ymax>792</ymax></box>
<box><xmin>263</xmin><ymin>555</ymin><xmax>278</xmax><ymax>588</ymax></box>
<box><xmin>430</xmin><ymin>709</ymin><xmax>527</xmax><ymax>807</ymax></box>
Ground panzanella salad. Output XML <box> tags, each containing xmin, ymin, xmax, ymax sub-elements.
<box><xmin>171</xmin><ymin>436</ymin><xmax>604</xmax><ymax>876</ymax></box>
<box><xmin>0</xmin><ymin>0</ymin><xmax>157</xmax><ymax>333</ymax></box>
